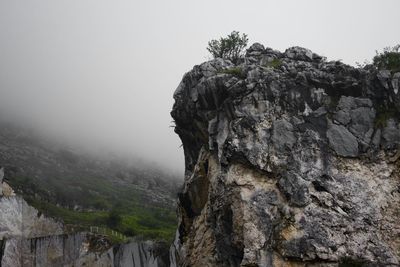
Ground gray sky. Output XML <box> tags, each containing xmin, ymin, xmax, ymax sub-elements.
<box><xmin>0</xmin><ymin>0</ymin><xmax>399</xmax><ymax>172</ymax></box>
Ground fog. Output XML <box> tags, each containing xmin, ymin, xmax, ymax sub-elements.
<box><xmin>0</xmin><ymin>0</ymin><xmax>399</xmax><ymax>172</ymax></box>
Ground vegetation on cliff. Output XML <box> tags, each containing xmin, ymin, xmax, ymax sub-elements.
<box><xmin>0</xmin><ymin>124</ymin><xmax>179</xmax><ymax>242</ymax></box>
<box><xmin>207</xmin><ymin>31</ymin><xmax>248</xmax><ymax>63</ymax></box>
<box><xmin>373</xmin><ymin>45</ymin><xmax>400</xmax><ymax>72</ymax></box>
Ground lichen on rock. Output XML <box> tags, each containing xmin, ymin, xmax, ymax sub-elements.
<box><xmin>171</xmin><ymin>44</ymin><xmax>400</xmax><ymax>266</ymax></box>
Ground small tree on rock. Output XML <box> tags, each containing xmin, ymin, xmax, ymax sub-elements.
<box><xmin>207</xmin><ymin>31</ymin><xmax>248</xmax><ymax>63</ymax></box>
<box><xmin>373</xmin><ymin>45</ymin><xmax>400</xmax><ymax>72</ymax></box>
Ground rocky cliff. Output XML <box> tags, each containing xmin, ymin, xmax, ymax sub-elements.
<box><xmin>171</xmin><ymin>44</ymin><xmax>400</xmax><ymax>266</ymax></box>
<box><xmin>1</xmin><ymin>233</ymin><xmax>173</xmax><ymax>267</ymax></box>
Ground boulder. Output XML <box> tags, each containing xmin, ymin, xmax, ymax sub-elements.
<box><xmin>327</xmin><ymin>122</ymin><xmax>359</xmax><ymax>157</ymax></box>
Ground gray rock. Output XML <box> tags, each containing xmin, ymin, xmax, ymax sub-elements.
<box><xmin>171</xmin><ymin>43</ymin><xmax>400</xmax><ymax>267</ymax></box>
<box><xmin>377</xmin><ymin>70</ymin><xmax>391</xmax><ymax>89</ymax></box>
<box><xmin>246</xmin><ymin>43</ymin><xmax>265</xmax><ymax>56</ymax></box>
<box><xmin>333</xmin><ymin>110</ymin><xmax>351</xmax><ymax>125</ymax></box>
<box><xmin>278</xmin><ymin>172</ymin><xmax>310</xmax><ymax>207</ymax></box>
<box><xmin>333</xmin><ymin>96</ymin><xmax>375</xmax><ymax>150</ymax></box>
<box><xmin>312</xmin><ymin>106</ymin><xmax>327</xmax><ymax>117</ymax></box>
<box><xmin>348</xmin><ymin>107</ymin><xmax>375</xmax><ymax>139</ymax></box>
<box><xmin>382</xmin><ymin>119</ymin><xmax>400</xmax><ymax>146</ymax></box>
<box><xmin>1</xmin><ymin>234</ymin><xmax>173</xmax><ymax>267</ymax></box>
<box><xmin>392</xmin><ymin>72</ymin><xmax>400</xmax><ymax>94</ymax></box>
<box><xmin>327</xmin><ymin>122</ymin><xmax>359</xmax><ymax>157</ymax></box>
<box><xmin>337</xmin><ymin>96</ymin><xmax>372</xmax><ymax>111</ymax></box>
<box><xmin>284</xmin><ymin>46</ymin><xmax>314</xmax><ymax>62</ymax></box>
<box><xmin>0</xmin><ymin>195</ymin><xmax>63</xmax><ymax>239</ymax></box>
<box><xmin>272</xmin><ymin>119</ymin><xmax>296</xmax><ymax>151</ymax></box>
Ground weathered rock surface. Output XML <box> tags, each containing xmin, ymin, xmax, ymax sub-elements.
<box><xmin>171</xmin><ymin>44</ymin><xmax>400</xmax><ymax>266</ymax></box>
<box><xmin>0</xmin><ymin>196</ymin><xmax>63</xmax><ymax>239</ymax></box>
<box><xmin>1</xmin><ymin>233</ymin><xmax>173</xmax><ymax>267</ymax></box>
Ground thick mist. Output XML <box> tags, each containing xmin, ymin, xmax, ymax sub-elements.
<box><xmin>0</xmin><ymin>0</ymin><xmax>399</xmax><ymax>172</ymax></box>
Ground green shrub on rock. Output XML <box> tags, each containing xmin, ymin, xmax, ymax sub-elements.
<box><xmin>207</xmin><ymin>31</ymin><xmax>248</xmax><ymax>63</ymax></box>
<box><xmin>373</xmin><ymin>45</ymin><xmax>400</xmax><ymax>72</ymax></box>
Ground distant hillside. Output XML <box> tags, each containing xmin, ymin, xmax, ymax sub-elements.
<box><xmin>0</xmin><ymin>122</ymin><xmax>181</xmax><ymax>240</ymax></box>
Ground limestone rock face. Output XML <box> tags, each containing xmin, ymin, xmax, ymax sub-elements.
<box><xmin>171</xmin><ymin>44</ymin><xmax>400</xmax><ymax>266</ymax></box>
<box><xmin>0</xmin><ymin>196</ymin><xmax>63</xmax><ymax>239</ymax></box>
<box><xmin>1</xmin><ymin>234</ymin><xmax>173</xmax><ymax>267</ymax></box>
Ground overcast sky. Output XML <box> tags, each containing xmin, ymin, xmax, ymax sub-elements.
<box><xmin>0</xmin><ymin>0</ymin><xmax>399</xmax><ymax>173</ymax></box>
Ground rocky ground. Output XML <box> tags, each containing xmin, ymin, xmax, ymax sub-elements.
<box><xmin>171</xmin><ymin>44</ymin><xmax>400</xmax><ymax>266</ymax></box>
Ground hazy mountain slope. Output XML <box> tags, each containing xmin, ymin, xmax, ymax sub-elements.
<box><xmin>0</xmin><ymin>122</ymin><xmax>181</xmax><ymax>240</ymax></box>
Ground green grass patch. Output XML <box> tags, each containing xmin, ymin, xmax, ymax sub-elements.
<box><xmin>27</xmin><ymin>196</ymin><xmax>177</xmax><ymax>243</ymax></box>
<box><xmin>263</xmin><ymin>58</ymin><xmax>282</xmax><ymax>69</ymax></box>
<box><xmin>11</xmin><ymin>166</ymin><xmax>179</xmax><ymax>243</ymax></box>
<box><xmin>219</xmin><ymin>67</ymin><xmax>246</xmax><ymax>79</ymax></box>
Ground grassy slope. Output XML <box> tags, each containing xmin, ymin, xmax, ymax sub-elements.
<box><xmin>28</xmin><ymin>198</ymin><xmax>177</xmax><ymax>241</ymax></box>
<box><xmin>1</xmin><ymin>124</ymin><xmax>180</xmax><ymax>242</ymax></box>
<box><xmin>12</xmin><ymin>173</ymin><xmax>178</xmax><ymax>241</ymax></box>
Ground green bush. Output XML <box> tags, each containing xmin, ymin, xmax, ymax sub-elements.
<box><xmin>207</xmin><ymin>31</ymin><xmax>248</xmax><ymax>63</ymax></box>
<box><xmin>106</xmin><ymin>209</ymin><xmax>122</xmax><ymax>229</ymax></box>
<box><xmin>373</xmin><ymin>45</ymin><xmax>400</xmax><ymax>72</ymax></box>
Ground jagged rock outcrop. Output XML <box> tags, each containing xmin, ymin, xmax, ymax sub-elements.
<box><xmin>171</xmin><ymin>44</ymin><xmax>400</xmax><ymax>266</ymax></box>
<box><xmin>1</xmin><ymin>234</ymin><xmax>172</xmax><ymax>267</ymax></box>
<box><xmin>0</xmin><ymin>171</ymin><xmax>63</xmax><ymax>240</ymax></box>
<box><xmin>0</xmin><ymin>196</ymin><xmax>63</xmax><ymax>239</ymax></box>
